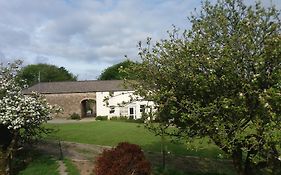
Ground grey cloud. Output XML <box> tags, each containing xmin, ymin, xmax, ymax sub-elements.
<box><xmin>34</xmin><ymin>55</ymin><xmax>50</xmax><ymax>64</ymax></box>
<box><xmin>77</xmin><ymin>68</ymin><xmax>102</xmax><ymax>80</ymax></box>
<box><xmin>0</xmin><ymin>0</ymin><xmax>279</xmax><ymax>80</ymax></box>
<box><xmin>0</xmin><ymin>51</ymin><xmax>8</xmax><ymax>64</ymax></box>
<box><xmin>0</xmin><ymin>24</ymin><xmax>30</xmax><ymax>48</ymax></box>
<box><xmin>0</xmin><ymin>0</ymin><xmax>72</xmax><ymax>34</ymax></box>
<box><xmin>38</xmin><ymin>12</ymin><xmax>92</xmax><ymax>43</ymax></box>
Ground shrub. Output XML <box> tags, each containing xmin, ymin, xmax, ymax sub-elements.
<box><xmin>110</xmin><ymin>116</ymin><xmax>128</xmax><ymax>121</ymax></box>
<box><xmin>69</xmin><ymin>113</ymin><xmax>80</xmax><ymax>120</ymax></box>
<box><xmin>94</xmin><ymin>142</ymin><xmax>151</xmax><ymax>175</ymax></box>
<box><xmin>119</xmin><ymin>115</ymin><xmax>129</xmax><ymax>120</ymax></box>
<box><xmin>109</xmin><ymin>116</ymin><xmax>144</xmax><ymax>123</ymax></box>
<box><xmin>96</xmin><ymin>116</ymin><xmax>108</xmax><ymax>121</ymax></box>
<box><xmin>109</xmin><ymin>116</ymin><xmax>119</xmax><ymax>121</ymax></box>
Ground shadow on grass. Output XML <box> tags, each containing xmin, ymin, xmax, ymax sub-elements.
<box><xmin>142</xmin><ymin>140</ymin><xmax>236</xmax><ymax>175</ymax></box>
<box><xmin>141</xmin><ymin>139</ymin><xmax>223</xmax><ymax>158</ymax></box>
<box><xmin>13</xmin><ymin>148</ymin><xmax>59</xmax><ymax>175</ymax></box>
<box><xmin>153</xmin><ymin>166</ymin><xmax>234</xmax><ymax>175</ymax></box>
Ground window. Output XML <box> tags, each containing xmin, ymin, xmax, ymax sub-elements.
<box><xmin>109</xmin><ymin>106</ymin><xmax>115</xmax><ymax>114</ymax></box>
<box><xmin>140</xmin><ymin>105</ymin><xmax>145</xmax><ymax>113</ymax></box>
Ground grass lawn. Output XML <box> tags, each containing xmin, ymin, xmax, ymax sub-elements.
<box><xmin>16</xmin><ymin>151</ymin><xmax>79</xmax><ymax>175</ymax></box>
<box><xmin>46</xmin><ymin>121</ymin><xmax>224</xmax><ymax>159</ymax></box>
<box><xmin>18</xmin><ymin>155</ymin><xmax>59</xmax><ymax>175</ymax></box>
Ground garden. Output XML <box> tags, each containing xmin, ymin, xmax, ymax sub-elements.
<box><xmin>0</xmin><ymin>0</ymin><xmax>280</xmax><ymax>175</ymax></box>
<box><xmin>18</xmin><ymin>120</ymin><xmax>236</xmax><ymax>175</ymax></box>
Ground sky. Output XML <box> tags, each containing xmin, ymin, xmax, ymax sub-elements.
<box><xmin>0</xmin><ymin>0</ymin><xmax>280</xmax><ymax>80</ymax></box>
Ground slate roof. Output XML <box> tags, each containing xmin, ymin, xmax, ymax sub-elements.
<box><xmin>23</xmin><ymin>80</ymin><xmax>132</xmax><ymax>94</ymax></box>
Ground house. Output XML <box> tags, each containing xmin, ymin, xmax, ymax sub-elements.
<box><xmin>23</xmin><ymin>80</ymin><xmax>153</xmax><ymax>119</ymax></box>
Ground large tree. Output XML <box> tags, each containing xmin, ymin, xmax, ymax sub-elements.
<box><xmin>0</xmin><ymin>61</ymin><xmax>58</xmax><ymax>175</ymax></box>
<box><xmin>98</xmin><ymin>60</ymin><xmax>137</xmax><ymax>80</ymax></box>
<box><xmin>17</xmin><ymin>63</ymin><xmax>77</xmax><ymax>86</ymax></box>
<box><xmin>127</xmin><ymin>0</ymin><xmax>281</xmax><ymax>174</ymax></box>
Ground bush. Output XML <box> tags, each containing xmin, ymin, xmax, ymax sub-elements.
<box><xmin>109</xmin><ymin>116</ymin><xmax>144</xmax><ymax>123</ymax></box>
<box><xmin>96</xmin><ymin>116</ymin><xmax>108</xmax><ymax>121</ymax></box>
<box><xmin>94</xmin><ymin>142</ymin><xmax>151</xmax><ymax>175</ymax></box>
<box><xmin>69</xmin><ymin>113</ymin><xmax>80</xmax><ymax>120</ymax></box>
<box><xmin>110</xmin><ymin>116</ymin><xmax>128</xmax><ymax>121</ymax></box>
<box><xmin>109</xmin><ymin>116</ymin><xmax>118</xmax><ymax>121</ymax></box>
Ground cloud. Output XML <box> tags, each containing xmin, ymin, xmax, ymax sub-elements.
<box><xmin>29</xmin><ymin>0</ymin><xmax>193</xmax><ymax>65</ymax></box>
<box><xmin>0</xmin><ymin>24</ymin><xmax>30</xmax><ymax>49</ymax></box>
<box><xmin>0</xmin><ymin>51</ymin><xmax>8</xmax><ymax>64</ymax></box>
<box><xmin>34</xmin><ymin>55</ymin><xmax>50</xmax><ymax>64</ymax></box>
<box><xmin>0</xmin><ymin>0</ymin><xmax>280</xmax><ymax>80</ymax></box>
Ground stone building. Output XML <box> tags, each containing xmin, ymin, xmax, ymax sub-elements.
<box><xmin>23</xmin><ymin>80</ymin><xmax>153</xmax><ymax>119</ymax></box>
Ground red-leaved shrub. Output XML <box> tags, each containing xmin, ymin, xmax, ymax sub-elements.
<box><xmin>94</xmin><ymin>142</ymin><xmax>151</xmax><ymax>175</ymax></box>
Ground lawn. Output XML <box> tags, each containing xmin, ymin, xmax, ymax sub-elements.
<box><xmin>18</xmin><ymin>155</ymin><xmax>59</xmax><ymax>175</ymax></box>
<box><xmin>17</xmin><ymin>151</ymin><xmax>79</xmax><ymax>175</ymax></box>
<box><xmin>46</xmin><ymin>121</ymin><xmax>223</xmax><ymax>159</ymax></box>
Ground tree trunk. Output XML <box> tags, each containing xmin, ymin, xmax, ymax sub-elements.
<box><xmin>0</xmin><ymin>149</ymin><xmax>8</xmax><ymax>175</ymax></box>
<box><xmin>0</xmin><ymin>125</ymin><xmax>13</xmax><ymax>175</ymax></box>
<box><xmin>232</xmin><ymin>149</ymin><xmax>244</xmax><ymax>175</ymax></box>
<box><xmin>232</xmin><ymin>149</ymin><xmax>258</xmax><ymax>175</ymax></box>
<box><xmin>244</xmin><ymin>152</ymin><xmax>255</xmax><ymax>175</ymax></box>
<box><xmin>161</xmin><ymin>134</ymin><xmax>166</xmax><ymax>170</ymax></box>
<box><xmin>0</xmin><ymin>131</ymin><xmax>19</xmax><ymax>175</ymax></box>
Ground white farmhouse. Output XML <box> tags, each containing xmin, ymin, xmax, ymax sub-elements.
<box><xmin>96</xmin><ymin>90</ymin><xmax>154</xmax><ymax>119</ymax></box>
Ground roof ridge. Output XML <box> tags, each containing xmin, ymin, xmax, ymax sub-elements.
<box><xmin>23</xmin><ymin>79</ymin><xmax>130</xmax><ymax>95</ymax></box>
<box><xmin>34</xmin><ymin>79</ymin><xmax>124</xmax><ymax>84</ymax></box>
<box><xmin>28</xmin><ymin>80</ymin><xmax>125</xmax><ymax>87</ymax></box>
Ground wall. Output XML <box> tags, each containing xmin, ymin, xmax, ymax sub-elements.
<box><xmin>43</xmin><ymin>92</ymin><xmax>96</xmax><ymax>118</ymax></box>
<box><xmin>42</xmin><ymin>90</ymin><xmax>154</xmax><ymax>119</ymax></box>
<box><xmin>96</xmin><ymin>91</ymin><xmax>154</xmax><ymax>119</ymax></box>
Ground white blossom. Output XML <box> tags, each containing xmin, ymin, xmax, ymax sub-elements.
<box><xmin>0</xmin><ymin>62</ymin><xmax>57</xmax><ymax>130</ymax></box>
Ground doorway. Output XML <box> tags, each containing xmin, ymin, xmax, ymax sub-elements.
<box><xmin>81</xmin><ymin>99</ymin><xmax>96</xmax><ymax>118</ymax></box>
<box><xmin>129</xmin><ymin>107</ymin><xmax>136</xmax><ymax>119</ymax></box>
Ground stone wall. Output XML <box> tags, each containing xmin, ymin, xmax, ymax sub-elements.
<box><xmin>44</xmin><ymin>92</ymin><xmax>96</xmax><ymax>118</ymax></box>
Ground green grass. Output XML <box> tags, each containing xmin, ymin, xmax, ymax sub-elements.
<box><xmin>153</xmin><ymin>167</ymin><xmax>229</xmax><ymax>175</ymax></box>
<box><xmin>18</xmin><ymin>155</ymin><xmax>59</xmax><ymax>175</ymax></box>
<box><xmin>63</xmin><ymin>158</ymin><xmax>80</xmax><ymax>175</ymax></box>
<box><xmin>46</xmin><ymin>121</ymin><xmax>223</xmax><ymax>159</ymax></box>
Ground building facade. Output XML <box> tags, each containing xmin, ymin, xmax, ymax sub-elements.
<box><xmin>23</xmin><ymin>80</ymin><xmax>153</xmax><ymax>119</ymax></box>
<box><xmin>96</xmin><ymin>91</ymin><xmax>154</xmax><ymax>119</ymax></box>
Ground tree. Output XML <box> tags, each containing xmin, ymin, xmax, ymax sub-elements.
<box><xmin>126</xmin><ymin>0</ymin><xmax>281</xmax><ymax>174</ymax></box>
<box><xmin>17</xmin><ymin>64</ymin><xmax>77</xmax><ymax>86</ymax></box>
<box><xmin>0</xmin><ymin>61</ymin><xmax>58</xmax><ymax>175</ymax></box>
<box><xmin>98</xmin><ymin>60</ymin><xmax>137</xmax><ymax>80</ymax></box>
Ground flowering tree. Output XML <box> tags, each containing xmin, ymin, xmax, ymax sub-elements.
<box><xmin>0</xmin><ymin>61</ymin><xmax>57</xmax><ymax>175</ymax></box>
<box><xmin>127</xmin><ymin>0</ymin><xmax>281</xmax><ymax>174</ymax></box>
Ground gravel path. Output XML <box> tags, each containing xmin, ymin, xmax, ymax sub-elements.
<box><xmin>35</xmin><ymin>140</ymin><xmax>110</xmax><ymax>175</ymax></box>
<box><xmin>57</xmin><ymin>160</ymin><xmax>68</xmax><ymax>175</ymax></box>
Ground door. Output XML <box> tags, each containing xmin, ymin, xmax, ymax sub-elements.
<box><xmin>129</xmin><ymin>107</ymin><xmax>135</xmax><ymax>119</ymax></box>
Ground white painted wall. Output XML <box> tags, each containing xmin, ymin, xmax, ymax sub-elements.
<box><xmin>96</xmin><ymin>90</ymin><xmax>154</xmax><ymax>119</ymax></box>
